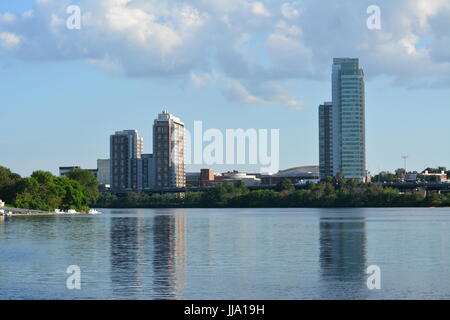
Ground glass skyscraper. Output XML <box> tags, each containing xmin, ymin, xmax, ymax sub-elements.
<box><xmin>319</xmin><ymin>58</ymin><xmax>366</xmax><ymax>180</ymax></box>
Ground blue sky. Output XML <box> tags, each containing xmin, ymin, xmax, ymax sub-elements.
<box><xmin>1</xmin><ymin>0</ymin><xmax>449</xmax><ymax>176</ymax></box>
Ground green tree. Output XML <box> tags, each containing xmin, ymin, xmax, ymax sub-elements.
<box><xmin>96</xmin><ymin>192</ymin><xmax>119</xmax><ymax>208</ymax></box>
<box><xmin>66</xmin><ymin>168</ymin><xmax>100</xmax><ymax>204</ymax></box>
<box><xmin>275</xmin><ymin>178</ymin><xmax>294</xmax><ymax>192</ymax></box>
<box><xmin>9</xmin><ymin>170</ymin><xmax>91</xmax><ymax>212</ymax></box>
<box><xmin>321</xmin><ymin>176</ymin><xmax>334</xmax><ymax>184</ymax></box>
<box><xmin>0</xmin><ymin>166</ymin><xmax>21</xmax><ymax>204</ymax></box>
<box><xmin>395</xmin><ymin>168</ymin><xmax>406</xmax><ymax>180</ymax></box>
<box><xmin>335</xmin><ymin>172</ymin><xmax>345</xmax><ymax>184</ymax></box>
<box><xmin>60</xmin><ymin>179</ymin><xmax>90</xmax><ymax>211</ymax></box>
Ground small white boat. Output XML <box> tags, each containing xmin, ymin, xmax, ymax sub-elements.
<box><xmin>88</xmin><ymin>209</ymin><xmax>101</xmax><ymax>214</ymax></box>
<box><xmin>0</xmin><ymin>209</ymin><xmax>5</xmax><ymax>216</ymax></box>
<box><xmin>67</xmin><ymin>209</ymin><xmax>78</xmax><ymax>214</ymax></box>
<box><xmin>55</xmin><ymin>209</ymin><xmax>62</xmax><ymax>213</ymax></box>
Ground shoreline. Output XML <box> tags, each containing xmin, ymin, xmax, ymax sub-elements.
<box><xmin>1</xmin><ymin>207</ymin><xmax>101</xmax><ymax>217</ymax></box>
<box><xmin>2</xmin><ymin>206</ymin><xmax>449</xmax><ymax>216</ymax></box>
<box><xmin>97</xmin><ymin>205</ymin><xmax>450</xmax><ymax>209</ymax></box>
<box><xmin>8</xmin><ymin>212</ymin><xmax>101</xmax><ymax>217</ymax></box>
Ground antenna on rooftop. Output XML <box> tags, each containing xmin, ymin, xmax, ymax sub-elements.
<box><xmin>401</xmin><ymin>155</ymin><xmax>409</xmax><ymax>173</ymax></box>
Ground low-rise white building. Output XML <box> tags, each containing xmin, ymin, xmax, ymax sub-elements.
<box><xmin>422</xmin><ymin>170</ymin><xmax>448</xmax><ymax>182</ymax></box>
<box><xmin>215</xmin><ymin>171</ymin><xmax>261</xmax><ymax>186</ymax></box>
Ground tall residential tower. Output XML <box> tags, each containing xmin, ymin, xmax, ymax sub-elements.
<box><xmin>153</xmin><ymin>111</ymin><xmax>185</xmax><ymax>188</ymax></box>
<box><xmin>319</xmin><ymin>58</ymin><xmax>366</xmax><ymax>181</ymax></box>
<box><xmin>110</xmin><ymin>130</ymin><xmax>144</xmax><ymax>189</ymax></box>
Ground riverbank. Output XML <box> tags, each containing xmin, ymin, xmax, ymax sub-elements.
<box><xmin>2</xmin><ymin>207</ymin><xmax>101</xmax><ymax>216</ymax></box>
<box><xmin>96</xmin><ymin>181</ymin><xmax>450</xmax><ymax>209</ymax></box>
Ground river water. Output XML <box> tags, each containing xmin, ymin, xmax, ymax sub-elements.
<box><xmin>0</xmin><ymin>208</ymin><xmax>449</xmax><ymax>300</ymax></box>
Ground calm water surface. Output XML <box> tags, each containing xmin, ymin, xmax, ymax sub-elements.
<box><xmin>0</xmin><ymin>208</ymin><xmax>449</xmax><ymax>299</ymax></box>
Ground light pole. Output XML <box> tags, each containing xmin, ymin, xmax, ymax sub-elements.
<box><xmin>401</xmin><ymin>155</ymin><xmax>409</xmax><ymax>180</ymax></box>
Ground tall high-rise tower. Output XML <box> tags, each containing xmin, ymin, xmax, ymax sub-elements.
<box><xmin>153</xmin><ymin>111</ymin><xmax>185</xmax><ymax>188</ymax></box>
<box><xmin>319</xmin><ymin>58</ymin><xmax>366</xmax><ymax>180</ymax></box>
<box><xmin>110</xmin><ymin>130</ymin><xmax>144</xmax><ymax>189</ymax></box>
<box><xmin>319</xmin><ymin>102</ymin><xmax>333</xmax><ymax>179</ymax></box>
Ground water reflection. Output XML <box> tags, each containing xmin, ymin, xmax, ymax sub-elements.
<box><xmin>152</xmin><ymin>212</ymin><xmax>186</xmax><ymax>299</ymax></box>
<box><xmin>0</xmin><ymin>217</ymin><xmax>5</xmax><ymax>238</ymax></box>
<box><xmin>319</xmin><ymin>213</ymin><xmax>367</xmax><ymax>297</ymax></box>
<box><xmin>109</xmin><ymin>210</ymin><xmax>186</xmax><ymax>299</ymax></box>
<box><xmin>2</xmin><ymin>208</ymin><xmax>450</xmax><ymax>299</ymax></box>
<box><xmin>110</xmin><ymin>216</ymin><xmax>145</xmax><ymax>298</ymax></box>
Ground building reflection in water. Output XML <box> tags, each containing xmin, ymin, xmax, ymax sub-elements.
<box><xmin>152</xmin><ymin>211</ymin><xmax>186</xmax><ymax>299</ymax></box>
<box><xmin>319</xmin><ymin>213</ymin><xmax>368</xmax><ymax>296</ymax></box>
<box><xmin>110</xmin><ymin>216</ymin><xmax>145</xmax><ymax>298</ymax></box>
<box><xmin>110</xmin><ymin>210</ymin><xmax>186</xmax><ymax>299</ymax></box>
<box><xmin>0</xmin><ymin>217</ymin><xmax>5</xmax><ymax>237</ymax></box>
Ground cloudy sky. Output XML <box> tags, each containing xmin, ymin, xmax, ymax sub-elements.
<box><xmin>1</xmin><ymin>0</ymin><xmax>449</xmax><ymax>176</ymax></box>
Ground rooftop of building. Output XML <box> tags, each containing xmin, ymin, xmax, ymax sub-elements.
<box><xmin>271</xmin><ymin>166</ymin><xmax>319</xmax><ymax>177</ymax></box>
<box><xmin>157</xmin><ymin>110</ymin><xmax>184</xmax><ymax>125</ymax></box>
<box><xmin>333</xmin><ymin>57</ymin><xmax>359</xmax><ymax>63</ymax></box>
<box><xmin>114</xmin><ymin>129</ymin><xmax>139</xmax><ymax>135</ymax></box>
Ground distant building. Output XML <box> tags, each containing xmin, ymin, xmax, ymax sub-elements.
<box><xmin>200</xmin><ymin>169</ymin><xmax>215</xmax><ymax>186</ymax></box>
<box><xmin>319</xmin><ymin>102</ymin><xmax>333</xmax><ymax>179</ymax></box>
<box><xmin>405</xmin><ymin>172</ymin><xmax>418</xmax><ymax>182</ymax></box>
<box><xmin>215</xmin><ymin>171</ymin><xmax>261</xmax><ymax>186</ymax></box>
<box><xmin>365</xmin><ymin>172</ymin><xmax>372</xmax><ymax>183</ymax></box>
<box><xmin>186</xmin><ymin>169</ymin><xmax>215</xmax><ymax>187</ymax></box>
<box><xmin>262</xmin><ymin>166</ymin><xmax>319</xmax><ymax>185</ymax></box>
<box><xmin>97</xmin><ymin>159</ymin><xmax>111</xmax><ymax>185</ymax></box>
<box><xmin>186</xmin><ymin>172</ymin><xmax>201</xmax><ymax>187</ymax></box>
<box><xmin>153</xmin><ymin>111</ymin><xmax>185</xmax><ymax>188</ymax></box>
<box><xmin>110</xmin><ymin>130</ymin><xmax>144</xmax><ymax>190</ymax></box>
<box><xmin>140</xmin><ymin>154</ymin><xmax>155</xmax><ymax>190</ymax></box>
<box><xmin>319</xmin><ymin>58</ymin><xmax>366</xmax><ymax>181</ymax></box>
<box><xmin>422</xmin><ymin>170</ymin><xmax>448</xmax><ymax>181</ymax></box>
<box><xmin>59</xmin><ymin>166</ymin><xmax>80</xmax><ymax>177</ymax></box>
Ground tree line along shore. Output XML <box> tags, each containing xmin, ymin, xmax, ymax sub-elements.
<box><xmin>99</xmin><ymin>177</ymin><xmax>450</xmax><ymax>209</ymax></box>
<box><xmin>0</xmin><ymin>166</ymin><xmax>99</xmax><ymax>213</ymax></box>
<box><xmin>2</xmin><ymin>166</ymin><xmax>450</xmax><ymax>212</ymax></box>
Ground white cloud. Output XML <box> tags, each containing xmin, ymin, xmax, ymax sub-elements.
<box><xmin>251</xmin><ymin>2</ymin><xmax>270</xmax><ymax>17</ymax></box>
<box><xmin>399</xmin><ymin>34</ymin><xmax>419</xmax><ymax>55</ymax></box>
<box><xmin>190</xmin><ymin>72</ymin><xmax>218</xmax><ymax>87</ymax></box>
<box><xmin>0</xmin><ymin>32</ymin><xmax>21</xmax><ymax>49</ymax></box>
<box><xmin>0</xmin><ymin>0</ymin><xmax>449</xmax><ymax>108</ymax></box>
<box><xmin>225</xmin><ymin>80</ymin><xmax>268</xmax><ymax>104</ymax></box>
<box><xmin>276</xmin><ymin>94</ymin><xmax>306</xmax><ymax>109</ymax></box>
<box><xmin>0</xmin><ymin>13</ymin><xmax>16</xmax><ymax>23</ymax></box>
<box><xmin>224</xmin><ymin>78</ymin><xmax>306</xmax><ymax>109</ymax></box>
<box><xmin>274</xmin><ymin>20</ymin><xmax>302</xmax><ymax>36</ymax></box>
<box><xmin>22</xmin><ymin>10</ymin><xmax>34</xmax><ymax>19</ymax></box>
<box><xmin>280</xmin><ymin>2</ymin><xmax>300</xmax><ymax>19</ymax></box>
